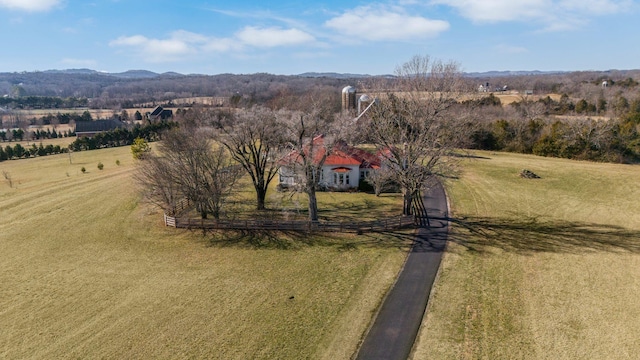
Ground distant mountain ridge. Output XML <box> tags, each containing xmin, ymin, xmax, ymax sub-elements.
<box><xmin>2</xmin><ymin>68</ymin><xmax>638</xmax><ymax>104</ymax></box>
<box><xmin>41</xmin><ymin>68</ymin><xmax>180</xmax><ymax>79</ymax></box>
<box><xmin>8</xmin><ymin>68</ymin><xmax>632</xmax><ymax>80</ymax></box>
<box><xmin>464</xmin><ymin>70</ymin><xmax>568</xmax><ymax>78</ymax></box>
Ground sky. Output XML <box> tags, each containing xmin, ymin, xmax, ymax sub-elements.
<box><xmin>0</xmin><ymin>0</ymin><xmax>638</xmax><ymax>75</ymax></box>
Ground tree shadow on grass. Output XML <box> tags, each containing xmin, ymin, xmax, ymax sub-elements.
<box><xmin>449</xmin><ymin>215</ymin><xmax>640</xmax><ymax>255</ymax></box>
<box><xmin>201</xmin><ymin>228</ymin><xmax>415</xmax><ymax>251</ymax></box>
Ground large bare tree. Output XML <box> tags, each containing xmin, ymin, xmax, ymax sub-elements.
<box><xmin>365</xmin><ymin>55</ymin><xmax>468</xmax><ymax>215</ymax></box>
<box><xmin>136</xmin><ymin>125</ymin><xmax>242</xmax><ymax>219</ymax></box>
<box><xmin>279</xmin><ymin>104</ymin><xmax>349</xmax><ymax>222</ymax></box>
<box><xmin>218</xmin><ymin>106</ymin><xmax>283</xmax><ymax>210</ymax></box>
<box><xmin>134</xmin><ymin>152</ymin><xmax>182</xmax><ymax>216</ymax></box>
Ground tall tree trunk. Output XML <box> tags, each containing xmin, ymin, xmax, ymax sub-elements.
<box><xmin>308</xmin><ymin>188</ymin><xmax>319</xmax><ymax>222</ymax></box>
<box><xmin>256</xmin><ymin>187</ymin><xmax>266</xmax><ymax>210</ymax></box>
<box><xmin>403</xmin><ymin>191</ymin><xmax>413</xmax><ymax>216</ymax></box>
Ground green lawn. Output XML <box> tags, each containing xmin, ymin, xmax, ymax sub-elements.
<box><xmin>412</xmin><ymin>151</ymin><xmax>640</xmax><ymax>359</ymax></box>
<box><xmin>0</xmin><ymin>147</ymin><xmax>411</xmax><ymax>359</ymax></box>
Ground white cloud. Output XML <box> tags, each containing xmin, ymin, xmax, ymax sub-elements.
<box><xmin>431</xmin><ymin>0</ymin><xmax>632</xmax><ymax>29</ymax></box>
<box><xmin>110</xmin><ymin>35</ymin><xmax>149</xmax><ymax>47</ymax></box>
<box><xmin>0</xmin><ymin>0</ymin><xmax>61</xmax><ymax>11</ymax></box>
<box><xmin>325</xmin><ymin>6</ymin><xmax>449</xmax><ymax>41</ymax></box>
<box><xmin>557</xmin><ymin>0</ymin><xmax>632</xmax><ymax>14</ymax></box>
<box><xmin>236</xmin><ymin>26</ymin><xmax>315</xmax><ymax>47</ymax></box>
<box><xmin>430</xmin><ymin>0</ymin><xmax>546</xmax><ymax>22</ymax></box>
<box><xmin>110</xmin><ymin>32</ymin><xmax>200</xmax><ymax>63</ymax></box>
<box><xmin>201</xmin><ymin>38</ymin><xmax>243</xmax><ymax>53</ymax></box>
<box><xmin>110</xmin><ymin>27</ymin><xmax>316</xmax><ymax>63</ymax></box>
<box><xmin>208</xmin><ymin>8</ymin><xmax>308</xmax><ymax>30</ymax></box>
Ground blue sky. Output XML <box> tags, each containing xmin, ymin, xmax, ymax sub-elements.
<box><xmin>0</xmin><ymin>0</ymin><xmax>638</xmax><ymax>75</ymax></box>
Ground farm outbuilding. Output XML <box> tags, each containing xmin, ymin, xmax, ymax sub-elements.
<box><xmin>75</xmin><ymin>119</ymin><xmax>125</xmax><ymax>138</ymax></box>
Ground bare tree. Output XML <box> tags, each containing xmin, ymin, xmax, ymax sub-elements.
<box><xmin>365</xmin><ymin>55</ymin><xmax>467</xmax><ymax>215</ymax></box>
<box><xmin>279</xmin><ymin>105</ymin><xmax>346</xmax><ymax>222</ymax></box>
<box><xmin>218</xmin><ymin>106</ymin><xmax>283</xmax><ymax>210</ymax></box>
<box><xmin>512</xmin><ymin>95</ymin><xmax>547</xmax><ymax>121</ymax></box>
<box><xmin>136</xmin><ymin>125</ymin><xmax>242</xmax><ymax>219</ymax></box>
<box><xmin>161</xmin><ymin>126</ymin><xmax>242</xmax><ymax>219</ymax></box>
<box><xmin>134</xmin><ymin>153</ymin><xmax>182</xmax><ymax>216</ymax></box>
<box><xmin>364</xmin><ymin>167</ymin><xmax>395</xmax><ymax>196</ymax></box>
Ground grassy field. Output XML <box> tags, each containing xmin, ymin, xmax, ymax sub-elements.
<box><xmin>0</xmin><ymin>146</ymin><xmax>411</xmax><ymax>359</ymax></box>
<box><xmin>412</xmin><ymin>151</ymin><xmax>640</xmax><ymax>359</ymax></box>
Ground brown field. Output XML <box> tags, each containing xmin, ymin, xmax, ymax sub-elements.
<box><xmin>412</xmin><ymin>151</ymin><xmax>640</xmax><ymax>359</ymax></box>
<box><xmin>0</xmin><ymin>146</ymin><xmax>410</xmax><ymax>359</ymax></box>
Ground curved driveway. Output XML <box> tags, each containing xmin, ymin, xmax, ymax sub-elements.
<box><xmin>356</xmin><ymin>182</ymin><xmax>449</xmax><ymax>360</ymax></box>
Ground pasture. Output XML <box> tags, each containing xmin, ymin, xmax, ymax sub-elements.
<box><xmin>0</xmin><ymin>146</ymin><xmax>410</xmax><ymax>359</ymax></box>
<box><xmin>412</xmin><ymin>151</ymin><xmax>640</xmax><ymax>359</ymax></box>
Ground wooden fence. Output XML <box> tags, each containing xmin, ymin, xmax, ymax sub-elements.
<box><xmin>163</xmin><ymin>196</ymin><xmax>421</xmax><ymax>233</ymax></box>
<box><xmin>163</xmin><ymin>214</ymin><xmax>415</xmax><ymax>233</ymax></box>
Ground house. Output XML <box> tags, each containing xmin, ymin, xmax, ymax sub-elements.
<box><xmin>278</xmin><ymin>135</ymin><xmax>380</xmax><ymax>191</ymax></box>
<box><xmin>147</xmin><ymin>106</ymin><xmax>173</xmax><ymax>121</ymax></box>
<box><xmin>75</xmin><ymin>119</ymin><xmax>125</xmax><ymax>138</ymax></box>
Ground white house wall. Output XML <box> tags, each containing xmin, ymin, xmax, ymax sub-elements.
<box><xmin>279</xmin><ymin>165</ymin><xmax>361</xmax><ymax>189</ymax></box>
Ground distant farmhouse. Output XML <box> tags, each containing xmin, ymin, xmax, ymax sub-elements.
<box><xmin>279</xmin><ymin>135</ymin><xmax>381</xmax><ymax>191</ymax></box>
<box><xmin>75</xmin><ymin>119</ymin><xmax>125</xmax><ymax>138</ymax></box>
<box><xmin>478</xmin><ymin>82</ymin><xmax>508</xmax><ymax>93</ymax></box>
<box><xmin>147</xmin><ymin>106</ymin><xmax>173</xmax><ymax>121</ymax></box>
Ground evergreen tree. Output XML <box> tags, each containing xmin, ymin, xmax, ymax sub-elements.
<box><xmin>5</xmin><ymin>145</ymin><xmax>14</xmax><ymax>159</ymax></box>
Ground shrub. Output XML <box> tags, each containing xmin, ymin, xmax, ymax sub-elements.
<box><xmin>131</xmin><ymin>137</ymin><xmax>151</xmax><ymax>160</ymax></box>
<box><xmin>97</xmin><ymin>162</ymin><xmax>104</xmax><ymax>170</ymax></box>
<box><xmin>115</xmin><ymin>159</ymin><xmax>120</xmax><ymax>166</ymax></box>
<box><xmin>81</xmin><ymin>167</ymin><xmax>86</xmax><ymax>173</ymax></box>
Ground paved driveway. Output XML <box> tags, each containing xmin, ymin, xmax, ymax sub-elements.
<box><xmin>356</xmin><ymin>182</ymin><xmax>449</xmax><ymax>360</ymax></box>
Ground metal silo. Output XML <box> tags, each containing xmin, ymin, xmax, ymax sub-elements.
<box><xmin>342</xmin><ymin>86</ymin><xmax>356</xmax><ymax>111</ymax></box>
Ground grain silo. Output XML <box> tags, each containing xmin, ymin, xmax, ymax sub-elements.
<box><xmin>342</xmin><ymin>86</ymin><xmax>356</xmax><ymax>111</ymax></box>
<box><xmin>358</xmin><ymin>94</ymin><xmax>372</xmax><ymax>115</ymax></box>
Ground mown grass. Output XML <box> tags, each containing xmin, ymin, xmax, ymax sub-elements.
<box><xmin>412</xmin><ymin>151</ymin><xmax>640</xmax><ymax>359</ymax></box>
<box><xmin>0</xmin><ymin>146</ymin><xmax>412</xmax><ymax>359</ymax></box>
<box><xmin>216</xmin><ymin>177</ymin><xmax>403</xmax><ymax>223</ymax></box>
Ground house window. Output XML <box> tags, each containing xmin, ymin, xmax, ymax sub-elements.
<box><xmin>333</xmin><ymin>173</ymin><xmax>350</xmax><ymax>185</ymax></box>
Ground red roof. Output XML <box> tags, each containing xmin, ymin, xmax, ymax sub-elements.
<box><xmin>280</xmin><ymin>135</ymin><xmax>380</xmax><ymax>169</ymax></box>
<box><xmin>324</xmin><ymin>149</ymin><xmax>362</xmax><ymax>166</ymax></box>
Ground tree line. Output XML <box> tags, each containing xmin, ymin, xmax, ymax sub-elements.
<box><xmin>0</xmin><ymin>142</ymin><xmax>66</xmax><ymax>161</ymax></box>
<box><xmin>0</xmin><ymin>96</ymin><xmax>88</xmax><ymax>109</ymax></box>
<box><xmin>70</xmin><ymin>121</ymin><xmax>176</xmax><ymax>151</ymax></box>
<box><xmin>0</xmin><ymin>128</ymin><xmax>75</xmax><ymax>142</ymax></box>
<box><xmin>0</xmin><ymin>121</ymin><xmax>175</xmax><ymax>163</ymax></box>
<box><xmin>465</xmin><ymin>95</ymin><xmax>640</xmax><ymax>162</ymax></box>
